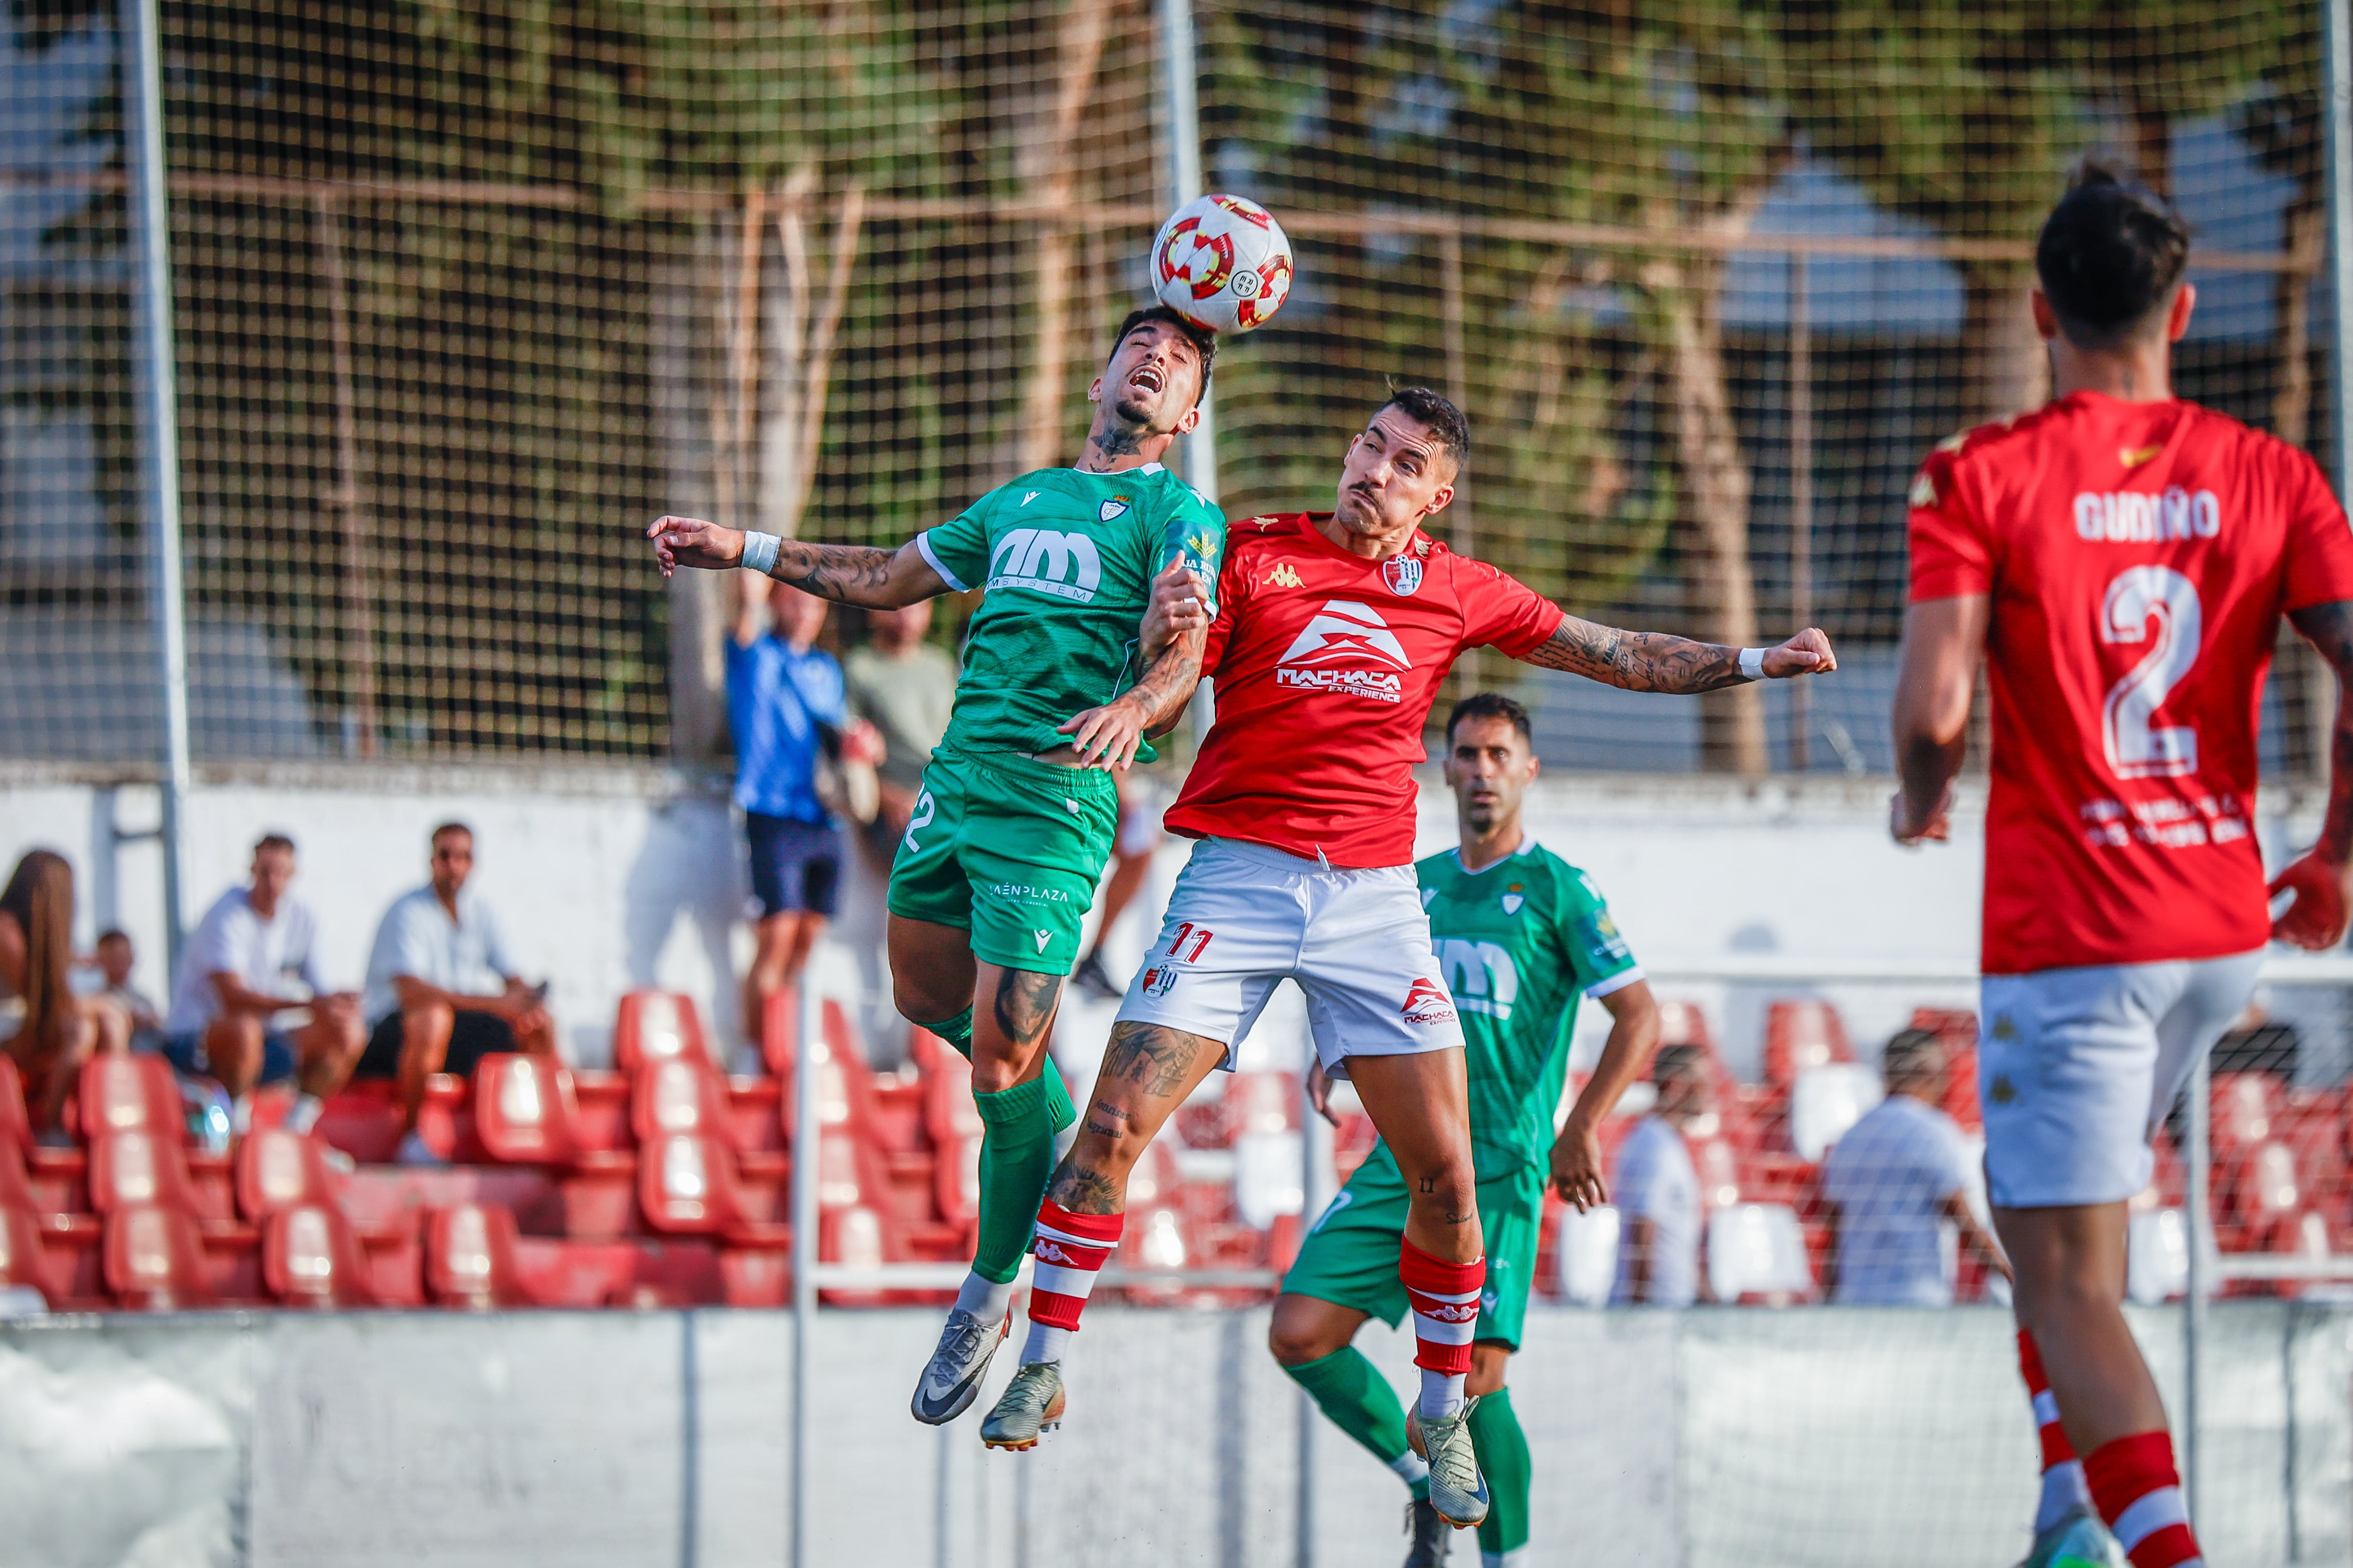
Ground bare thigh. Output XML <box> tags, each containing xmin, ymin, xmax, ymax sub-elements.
<box><xmin>887</xmin><ymin>914</ymin><xmax>977</xmax><ymax>1024</ymax></box>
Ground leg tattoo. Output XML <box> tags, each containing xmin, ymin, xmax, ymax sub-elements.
<box><xmin>1102</xmin><ymin>1022</ymin><xmax>1214</xmax><ymax>1097</ymax></box>
<box><xmin>993</xmin><ymin>969</ymin><xmax>1063</xmax><ymax>1051</ymax></box>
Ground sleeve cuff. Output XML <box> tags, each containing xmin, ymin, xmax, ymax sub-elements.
<box><xmin>1585</xmin><ymin>965</ymin><xmax>1646</xmax><ymax>999</ymax></box>
<box><xmin>916</xmin><ymin>531</ymin><xmax>970</xmax><ymax>593</ymax></box>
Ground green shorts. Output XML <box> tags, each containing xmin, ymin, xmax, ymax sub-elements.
<box><xmin>886</xmin><ymin>748</ymin><xmax>1120</xmax><ymax>975</ymax></box>
<box><xmin>1283</xmin><ymin>1145</ymin><xmax>1545</xmax><ymax>1351</ymax></box>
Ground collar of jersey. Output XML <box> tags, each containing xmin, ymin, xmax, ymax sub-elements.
<box><xmin>1450</xmin><ymin>837</ymin><xmax>1535</xmax><ymax>877</ymax></box>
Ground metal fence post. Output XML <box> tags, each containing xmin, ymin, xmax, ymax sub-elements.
<box><xmin>1158</xmin><ymin>0</ymin><xmax>1217</xmax><ymax>508</ymax></box>
<box><xmin>2329</xmin><ymin>0</ymin><xmax>2353</xmax><ymax>501</ymax></box>
<box><xmin>1297</xmin><ymin>1075</ymin><xmax>1336</xmax><ymax>1568</ymax></box>
<box><xmin>122</xmin><ymin>0</ymin><xmax>193</xmax><ymax>971</ymax></box>
<box><xmin>2183</xmin><ymin>1049</ymin><xmax>2211</xmax><ymax>1522</ymax></box>
<box><xmin>792</xmin><ymin>982</ymin><xmax>822</xmax><ymax>1568</ymax></box>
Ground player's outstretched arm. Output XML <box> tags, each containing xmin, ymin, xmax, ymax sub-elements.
<box><xmin>1549</xmin><ymin>978</ymin><xmax>1660</xmax><ymax>1212</ymax></box>
<box><xmin>1888</xmin><ymin>595</ymin><xmax>1989</xmax><ymax>847</ymax></box>
<box><xmin>1519</xmin><ymin>616</ymin><xmax>1835</xmax><ymax>693</ymax></box>
<box><xmin>2274</xmin><ymin>600</ymin><xmax>2353</xmax><ymax>947</ymax></box>
<box><xmin>645</xmin><ymin>515</ymin><xmax>947</xmax><ymax>609</ymax></box>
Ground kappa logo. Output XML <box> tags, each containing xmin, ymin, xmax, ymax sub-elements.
<box><xmin>1400</xmin><ymin>977</ymin><xmax>1457</xmax><ymax>1025</ymax></box>
<box><xmin>1264</xmin><ymin>562</ymin><xmax>1303</xmax><ymax>588</ymax></box>
<box><xmin>1276</xmin><ymin>600</ymin><xmax>1411</xmax><ymax>703</ymax></box>
<box><xmin>1436</xmin><ymin>939</ymin><xmax>1518</xmax><ymax>1021</ymax></box>
<box><xmin>1420</xmin><ymin>1300</ymin><xmax>1480</xmax><ymax>1324</ymax></box>
<box><xmin>989</xmin><ymin>528</ymin><xmax>1103</xmax><ymax>602</ymax></box>
<box><xmin>1034</xmin><ymin>1240</ymin><xmax>1084</xmax><ymax>1266</ymax></box>
<box><xmin>1100</xmin><ymin>496</ymin><xmax>1131</xmax><ymax>522</ymax></box>
<box><xmin>1909</xmin><ymin>471</ymin><xmax>1937</xmax><ymax>509</ymax></box>
<box><xmin>1382</xmin><ymin>555</ymin><xmax>1423</xmax><ymax>596</ymax></box>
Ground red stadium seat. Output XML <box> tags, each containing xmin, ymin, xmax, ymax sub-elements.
<box><xmin>0</xmin><ymin>1199</ymin><xmax>46</xmax><ymax>1308</ymax></box>
<box><xmin>1691</xmin><ymin>1133</ymin><xmax>1743</xmax><ymax>1211</ymax></box>
<box><xmin>634</xmin><ymin>1058</ymin><xmax>789</xmax><ymax>1180</ymax></box>
<box><xmin>103</xmin><ymin>1204</ymin><xmax>214</xmax><ymax>1309</ymax></box>
<box><xmin>263</xmin><ymin>1204</ymin><xmax>376</xmax><ymax>1308</ymax></box>
<box><xmin>235</xmin><ymin>1127</ymin><xmax>338</xmax><ymax>1221</ymax></box>
<box><xmin>0</xmin><ymin>1055</ymin><xmax>29</xmax><ymax>1153</ymax></box>
<box><xmin>638</xmin><ymin>1131</ymin><xmax>788</xmax><ymax>1243</ymax></box>
<box><xmin>424</xmin><ymin>1202</ymin><xmax>532</xmax><ymax>1309</ymax></box>
<box><xmin>472</xmin><ymin>1056</ymin><xmax>633</xmax><ymax>1172</ymax></box>
<box><xmin>1657</xmin><ymin>1000</ymin><xmax>1715</xmax><ymax>1051</ymax></box>
<box><xmin>79</xmin><ymin>1052</ymin><xmax>181</xmax><ymax>1143</ymax></box>
<box><xmin>614</xmin><ymin>990</ymin><xmax>717</xmax><ymax>1076</ymax></box>
<box><xmin>88</xmin><ymin>1128</ymin><xmax>207</xmax><ymax>1219</ymax></box>
<box><xmin>1764</xmin><ymin>1000</ymin><xmax>1853</xmax><ymax>1088</ymax></box>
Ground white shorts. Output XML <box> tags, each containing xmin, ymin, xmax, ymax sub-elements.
<box><xmin>1978</xmin><ymin>950</ymin><xmax>2262</xmax><ymax>1209</ymax></box>
<box><xmin>1114</xmin><ymin>838</ymin><xmax>1466</xmax><ymax>1078</ymax></box>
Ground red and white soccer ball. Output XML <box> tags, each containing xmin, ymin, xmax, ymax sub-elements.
<box><xmin>1151</xmin><ymin>194</ymin><xmax>1294</xmax><ymax>335</ymax></box>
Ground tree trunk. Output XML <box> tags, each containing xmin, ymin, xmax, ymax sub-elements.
<box><xmin>1015</xmin><ymin>0</ymin><xmax>1118</xmax><ymax>473</ymax></box>
<box><xmin>655</xmin><ymin>222</ymin><xmax>730</xmax><ymax>765</ymax></box>
<box><xmin>1959</xmin><ymin>262</ymin><xmax>2049</xmax><ymax>426</ymax></box>
<box><xmin>2273</xmin><ymin>184</ymin><xmax>2324</xmax><ymax>445</ymax></box>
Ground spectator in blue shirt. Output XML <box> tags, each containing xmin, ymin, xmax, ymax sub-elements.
<box><xmin>729</xmin><ymin>576</ymin><xmax>849</xmax><ymax>1054</ymax></box>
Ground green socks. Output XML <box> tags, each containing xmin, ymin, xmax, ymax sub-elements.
<box><xmin>1281</xmin><ymin>1347</ymin><xmax>1428</xmax><ymax>1500</ymax></box>
<box><xmin>1469</xmin><ymin>1387</ymin><xmax>1530</xmax><ymax>1561</ymax></box>
<box><xmin>933</xmin><ymin>1007</ymin><xmax>975</xmax><ymax>1058</ymax></box>
<box><xmin>966</xmin><ymin>1057</ymin><xmax>1079</xmax><ymax>1285</ymax></box>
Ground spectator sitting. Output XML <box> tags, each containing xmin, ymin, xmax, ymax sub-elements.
<box><xmin>87</xmin><ymin>928</ymin><xmax>164</xmax><ymax>1050</ymax></box>
<box><xmin>161</xmin><ymin>834</ymin><xmax>366</xmax><ymax>1136</ymax></box>
<box><xmin>356</xmin><ymin>822</ymin><xmax>555</xmax><ymax>1164</ymax></box>
<box><xmin>1</xmin><ymin>850</ymin><xmax>130</xmax><ymax>1137</ymax></box>
<box><xmin>1612</xmin><ymin>1042</ymin><xmax>1709</xmax><ymax>1307</ymax></box>
<box><xmin>731</xmin><ymin>575</ymin><xmax>855</xmax><ymax>1054</ymax></box>
<box><xmin>1821</xmin><ymin>1028</ymin><xmax>2009</xmax><ymax>1306</ymax></box>
<box><xmin>844</xmin><ymin>599</ymin><xmax>957</xmax><ymax>863</ymax></box>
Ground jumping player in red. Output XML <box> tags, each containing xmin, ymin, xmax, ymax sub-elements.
<box><xmin>1892</xmin><ymin>168</ymin><xmax>2353</xmax><ymax>1568</ymax></box>
<box><xmin>975</xmin><ymin>387</ymin><xmax>1836</xmax><ymax>1527</ymax></box>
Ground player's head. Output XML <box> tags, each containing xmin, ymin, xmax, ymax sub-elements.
<box><xmin>767</xmin><ymin>581</ymin><xmax>831</xmax><ymax>650</ymax></box>
<box><xmin>430</xmin><ymin>821</ymin><xmax>475</xmax><ymax>898</ymax></box>
<box><xmin>1880</xmin><ymin>1027</ymin><xmax>1948</xmax><ymax>1102</ymax></box>
<box><xmin>2033</xmin><ymin>164</ymin><xmax>2193</xmax><ymax>352</ymax></box>
<box><xmin>1090</xmin><ymin>306</ymin><xmax>1215</xmax><ymax>434</ymax></box>
<box><xmin>250</xmin><ymin>832</ymin><xmax>297</xmax><ymax>907</ymax></box>
<box><xmin>1651</xmin><ymin>1042</ymin><xmax>1710</xmax><ymax>1120</ymax></box>
<box><xmin>96</xmin><ymin>927</ymin><xmax>134</xmax><ymax>987</ymax></box>
<box><xmin>1442</xmin><ymin>692</ymin><xmax>1537</xmax><ymax>836</ymax></box>
<box><xmin>1334</xmin><ymin>388</ymin><xmax>1467</xmax><ymax>541</ymax></box>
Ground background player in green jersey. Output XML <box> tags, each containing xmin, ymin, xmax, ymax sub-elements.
<box><xmin>1270</xmin><ymin>693</ymin><xmax>1663</xmax><ymax>1568</ymax></box>
<box><xmin>647</xmin><ymin>305</ymin><xmax>1225</xmax><ymax>1424</ymax></box>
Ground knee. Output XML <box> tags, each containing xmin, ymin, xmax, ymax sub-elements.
<box><xmin>893</xmin><ymin>977</ymin><xmax>966</xmax><ymax>1032</ymax></box>
<box><xmin>1267</xmin><ymin>1305</ymin><xmax>1349</xmax><ymax>1368</ymax></box>
<box><xmin>403</xmin><ymin>999</ymin><xmax>456</xmax><ymax>1049</ymax></box>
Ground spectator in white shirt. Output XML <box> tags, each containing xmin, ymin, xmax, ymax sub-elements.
<box><xmin>161</xmin><ymin>834</ymin><xmax>366</xmax><ymax>1135</ymax></box>
<box><xmin>1612</xmin><ymin>1043</ymin><xmax>1709</xmax><ymax>1307</ymax></box>
<box><xmin>1821</xmin><ymin>1030</ymin><xmax>2009</xmax><ymax>1305</ymax></box>
<box><xmin>356</xmin><ymin>823</ymin><xmax>555</xmax><ymax>1164</ymax></box>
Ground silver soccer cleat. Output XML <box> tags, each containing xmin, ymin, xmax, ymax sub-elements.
<box><xmin>2017</xmin><ymin>1505</ymin><xmax>2125</xmax><ymax>1568</ymax></box>
<box><xmin>978</xmin><ymin>1360</ymin><xmax>1066</xmax><ymax>1451</ymax></box>
<box><xmin>1406</xmin><ymin>1397</ymin><xmax>1490</xmax><ymax>1529</ymax></box>
<box><xmin>910</xmin><ymin>1306</ymin><xmax>1011</xmax><ymax>1425</ymax></box>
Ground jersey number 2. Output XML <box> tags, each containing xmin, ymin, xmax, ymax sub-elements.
<box><xmin>2100</xmin><ymin>565</ymin><xmax>2202</xmax><ymax>779</ymax></box>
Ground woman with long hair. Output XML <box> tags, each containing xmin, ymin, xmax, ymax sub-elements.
<box><xmin>0</xmin><ymin>850</ymin><xmax>127</xmax><ymax>1134</ymax></box>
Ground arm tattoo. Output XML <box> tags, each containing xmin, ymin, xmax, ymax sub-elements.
<box><xmin>992</xmin><ymin>969</ymin><xmax>1064</xmax><ymax>1052</ymax></box>
<box><xmin>768</xmin><ymin>537</ymin><xmax>903</xmax><ymax>606</ymax></box>
<box><xmin>1101</xmin><ymin>1021</ymin><xmax>1218</xmax><ymax>1098</ymax></box>
<box><xmin>2291</xmin><ymin>600</ymin><xmax>2353</xmax><ymax>861</ymax></box>
<box><xmin>1126</xmin><ymin>624</ymin><xmax>1207</xmax><ymax>737</ymax></box>
<box><xmin>1520</xmin><ymin>615</ymin><xmax>1749</xmax><ymax>693</ymax></box>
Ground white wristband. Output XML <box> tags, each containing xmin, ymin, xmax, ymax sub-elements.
<box><xmin>741</xmin><ymin>531</ymin><xmax>782</xmax><ymax>574</ymax></box>
<box><xmin>1739</xmin><ymin>647</ymin><xmax>1768</xmax><ymax>681</ymax></box>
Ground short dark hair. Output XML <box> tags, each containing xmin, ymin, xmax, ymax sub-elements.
<box><xmin>430</xmin><ymin>821</ymin><xmax>473</xmax><ymax>846</ymax></box>
<box><xmin>1375</xmin><ymin>387</ymin><xmax>1470</xmax><ymax>477</ymax></box>
<box><xmin>1881</xmin><ymin>1027</ymin><xmax>1947</xmax><ymax>1085</ymax></box>
<box><xmin>254</xmin><ymin>833</ymin><xmax>296</xmax><ymax>858</ymax></box>
<box><xmin>1446</xmin><ymin>692</ymin><xmax>1533</xmax><ymax>746</ymax></box>
<box><xmin>1112</xmin><ymin>305</ymin><xmax>1217</xmax><ymax>406</ymax></box>
<box><xmin>1652</xmin><ymin>1042</ymin><xmax>1707</xmax><ymax>1087</ymax></box>
<box><xmin>2035</xmin><ymin>163</ymin><xmax>2191</xmax><ymax>351</ymax></box>
<box><xmin>97</xmin><ymin>928</ymin><xmax>130</xmax><ymax>947</ymax></box>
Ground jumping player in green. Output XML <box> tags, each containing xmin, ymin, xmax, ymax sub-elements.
<box><xmin>1270</xmin><ymin>692</ymin><xmax>1662</xmax><ymax>1568</ymax></box>
<box><xmin>646</xmin><ymin>306</ymin><xmax>1224</xmax><ymax>1423</ymax></box>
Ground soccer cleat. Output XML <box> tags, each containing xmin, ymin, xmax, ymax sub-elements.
<box><xmin>2016</xmin><ymin>1505</ymin><xmax>2125</xmax><ymax>1568</ymax></box>
<box><xmin>1401</xmin><ymin>1497</ymin><xmax>1452</xmax><ymax>1567</ymax></box>
<box><xmin>1071</xmin><ymin>950</ymin><xmax>1123</xmax><ymax>1002</ymax></box>
<box><xmin>979</xmin><ymin>1361</ymin><xmax>1065</xmax><ymax>1451</ymax></box>
<box><xmin>1406</xmin><ymin>1397</ymin><xmax>1490</xmax><ymax>1529</ymax></box>
<box><xmin>910</xmin><ymin>1306</ymin><xmax>1011</xmax><ymax>1425</ymax></box>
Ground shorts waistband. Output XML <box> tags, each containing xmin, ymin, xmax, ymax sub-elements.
<box><xmin>937</xmin><ymin>746</ymin><xmax>1120</xmax><ymax>794</ymax></box>
<box><xmin>1199</xmin><ymin>836</ymin><xmax>1412</xmax><ymax>878</ymax></box>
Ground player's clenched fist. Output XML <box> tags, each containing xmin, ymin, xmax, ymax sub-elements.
<box><xmin>1140</xmin><ymin>552</ymin><xmax>1212</xmax><ymax>662</ymax></box>
<box><xmin>2269</xmin><ymin>850</ymin><xmax>2353</xmax><ymax>950</ymax></box>
<box><xmin>1763</xmin><ymin>626</ymin><xmax>1837</xmax><ymax>677</ymax></box>
<box><xmin>646</xmin><ymin>515</ymin><xmax>744</xmax><ymax>577</ymax></box>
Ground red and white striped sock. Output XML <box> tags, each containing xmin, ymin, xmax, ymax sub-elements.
<box><xmin>2084</xmin><ymin>1432</ymin><xmax>2204</xmax><ymax>1568</ymax></box>
<box><xmin>2018</xmin><ymin>1330</ymin><xmax>2091</xmax><ymax>1532</ymax></box>
<box><xmin>1399</xmin><ymin>1238</ymin><xmax>1483</xmax><ymax>1421</ymax></box>
<box><xmin>1021</xmin><ymin>1200</ymin><xmax>1122</xmax><ymax>1365</ymax></box>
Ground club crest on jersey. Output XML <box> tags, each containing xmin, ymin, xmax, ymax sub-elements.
<box><xmin>1100</xmin><ymin>496</ymin><xmax>1132</xmax><ymax>522</ymax></box>
<box><xmin>1141</xmin><ymin>966</ymin><xmax>1180</xmax><ymax>998</ymax></box>
<box><xmin>1501</xmin><ymin>883</ymin><xmax>1525</xmax><ymax>915</ymax></box>
<box><xmin>1400</xmin><ymin>977</ymin><xmax>1457</xmax><ymax>1025</ymax></box>
<box><xmin>1382</xmin><ymin>555</ymin><xmax>1423</xmax><ymax>596</ymax></box>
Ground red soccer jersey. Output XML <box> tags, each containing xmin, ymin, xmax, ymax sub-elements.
<box><xmin>1166</xmin><ymin>512</ymin><xmax>1564</xmax><ymax>866</ymax></box>
<box><xmin>1908</xmin><ymin>391</ymin><xmax>2353</xmax><ymax>974</ymax></box>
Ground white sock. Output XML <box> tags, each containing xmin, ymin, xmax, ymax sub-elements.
<box><xmin>1418</xmin><ymin>1368</ymin><xmax>1466</xmax><ymax>1422</ymax></box>
<box><xmin>284</xmin><ymin>1094</ymin><xmax>323</xmax><ymax>1135</ymax></box>
<box><xmin>231</xmin><ymin>1095</ymin><xmax>253</xmax><ymax>1136</ymax></box>
<box><xmin>1387</xmin><ymin>1451</ymin><xmax>1430</xmax><ymax>1487</ymax></box>
<box><xmin>954</xmin><ymin>1272</ymin><xmax>1014</xmax><ymax>1323</ymax></box>
<box><xmin>1023</xmin><ymin>1321</ymin><xmax>1071</xmax><ymax>1365</ymax></box>
<box><xmin>2035</xmin><ymin>1458</ymin><xmax>2091</xmax><ymax>1533</ymax></box>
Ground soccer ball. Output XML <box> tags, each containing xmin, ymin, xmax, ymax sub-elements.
<box><xmin>1150</xmin><ymin>194</ymin><xmax>1294</xmax><ymax>335</ymax></box>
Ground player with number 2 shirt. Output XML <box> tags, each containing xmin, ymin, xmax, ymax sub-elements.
<box><xmin>974</xmin><ymin>386</ymin><xmax>1836</xmax><ymax>1530</ymax></box>
<box><xmin>1893</xmin><ymin>169</ymin><xmax>2353</xmax><ymax>1568</ymax></box>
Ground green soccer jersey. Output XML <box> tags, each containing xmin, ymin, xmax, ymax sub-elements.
<box><xmin>917</xmin><ymin>463</ymin><xmax>1225</xmax><ymax>760</ymax></box>
<box><xmin>1418</xmin><ymin>841</ymin><xmax>1642</xmax><ymax>1181</ymax></box>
